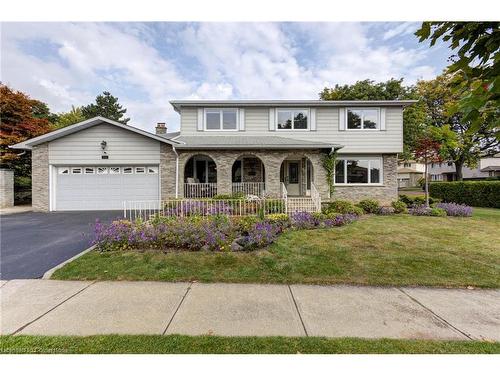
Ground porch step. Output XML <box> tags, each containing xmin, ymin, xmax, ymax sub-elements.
<box><xmin>286</xmin><ymin>198</ymin><xmax>318</xmax><ymax>213</ymax></box>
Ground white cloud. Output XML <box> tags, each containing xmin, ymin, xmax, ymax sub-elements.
<box><xmin>1</xmin><ymin>22</ymin><xmax>442</xmax><ymax>131</ymax></box>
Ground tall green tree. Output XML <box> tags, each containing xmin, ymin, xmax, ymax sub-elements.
<box><xmin>416</xmin><ymin>73</ymin><xmax>499</xmax><ymax>180</ymax></box>
<box><xmin>319</xmin><ymin>79</ymin><xmax>426</xmax><ymax>159</ymax></box>
<box><xmin>53</xmin><ymin>106</ymin><xmax>86</xmax><ymax>129</ymax></box>
<box><xmin>416</xmin><ymin>22</ymin><xmax>500</xmax><ymax>130</ymax></box>
<box><xmin>81</xmin><ymin>91</ymin><xmax>130</xmax><ymax>124</ymax></box>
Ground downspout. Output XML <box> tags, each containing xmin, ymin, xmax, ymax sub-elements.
<box><xmin>172</xmin><ymin>145</ymin><xmax>179</xmax><ymax>198</ymax></box>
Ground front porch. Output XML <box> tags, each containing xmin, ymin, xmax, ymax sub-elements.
<box><xmin>181</xmin><ymin>152</ymin><xmax>324</xmax><ymax>200</ymax></box>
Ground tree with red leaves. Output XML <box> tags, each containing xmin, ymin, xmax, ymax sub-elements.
<box><xmin>1</xmin><ymin>84</ymin><xmax>55</xmax><ymax>179</ymax></box>
<box><xmin>414</xmin><ymin>131</ymin><xmax>444</xmax><ymax>207</ymax></box>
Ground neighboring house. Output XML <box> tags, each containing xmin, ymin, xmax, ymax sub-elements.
<box><xmin>428</xmin><ymin>154</ymin><xmax>500</xmax><ymax>182</ymax></box>
<box><xmin>11</xmin><ymin>99</ymin><xmax>415</xmax><ymax>212</ymax></box>
<box><xmin>397</xmin><ymin>160</ymin><xmax>425</xmax><ymax>188</ymax></box>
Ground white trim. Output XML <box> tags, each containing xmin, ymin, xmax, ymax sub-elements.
<box><xmin>310</xmin><ymin>108</ymin><xmax>316</xmax><ymax>131</ymax></box>
<box><xmin>203</xmin><ymin>108</ymin><xmax>239</xmax><ymax>132</ymax></box>
<box><xmin>275</xmin><ymin>108</ymin><xmax>310</xmax><ymax>131</ymax></box>
<box><xmin>269</xmin><ymin>108</ymin><xmax>276</xmax><ymax>131</ymax></box>
<box><xmin>334</xmin><ymin>156</ymin><xmax>384</xmax><ymax>185</ymax></box>
<box><xmin>197</xmin><ymin>108</ymin><xmax>204</xmax><ymax>131</ymax></box>
<box><xmin>339</xmin><ymin>108</ymin><xmax>346</xmax><ymax>131</ymax></box>
<box><xmin>49</xmin><ymin>165</ymin><xmax>55</xmax><ymax>211</ymax></box>
<box><xmin>346</xmin><ymin>108</ymin><xmax>381</xmax><ymax>131</ymax></box>
<box><xmin>238</xmin><ymin>108</ymin><xmax>245</xmax><ymax>131</ymax></box>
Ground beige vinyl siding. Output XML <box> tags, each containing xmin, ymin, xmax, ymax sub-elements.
<box><xmin>48</xmin><ymin>123</ymin><xmax>161</xmax><ymax>165</ymax></box>
<box><xmin>180</xmin><ymin>106</ymin><xmax>403</xmax><ymax>153</ymax></box>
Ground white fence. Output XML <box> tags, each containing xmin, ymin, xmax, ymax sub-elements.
<box><xmin>232</xmin><ymin>182</ymin><xmax>265</xmax><ymax>197</ymax></box>
<box><xmin>123</xmin><ymin>198</ymin><xmax>286</xmax><ymax>221</ymax></box>
<box><xmin>183</xmin><ymin>183</ymin><xmax>217</xmax><ymax>198</ymax></box>
<box><xmin>310</xmin><ymin>183</ymin><xmax>321</xmax><ymax>212</ymax></box>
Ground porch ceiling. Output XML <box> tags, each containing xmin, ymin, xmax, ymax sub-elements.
<box><xmin>173</xmin><ymin>135</ymin><xmax>343</xmax><ymax>151</ymax></box>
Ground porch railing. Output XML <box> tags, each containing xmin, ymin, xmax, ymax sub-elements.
<box><xmin>183</xmin><ymin>183</ymin><xmax>217</xmax><ymax>198</ymax></box>
<box><xmin>123</xmin><ymin>198</ymin><xmax>286</xmax><ymax>221</ymax></box>
<box><xmin>232</xmin><ymin>182</ymin><xmax>265</xmax><ymax>197</ymax></box>
<box><xmin>310</xmin><ymin>182</ymin><xmax>321</xmax><ymax>212</ymax></box>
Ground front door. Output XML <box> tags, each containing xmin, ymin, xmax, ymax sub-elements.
<box><xmin>286</xmin><ymin>161</ymin><xmax>300</xmax><ymax>195</ymax></box>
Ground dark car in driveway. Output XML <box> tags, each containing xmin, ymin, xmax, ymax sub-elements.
<box><xmin>0</xmin><ymin>211</ymin><xmax>122</xmax><ymax>279</ymax></box>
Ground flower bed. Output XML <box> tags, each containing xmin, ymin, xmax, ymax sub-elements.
<box><xmin>435</xmin><ymin>202</ymin><xmax>473</xmax><ymax>217</ymax></box>
<box><xmin>92</xmin><ymin>211</ymin><xmax>359</xmax><ymax>253</ymax></box>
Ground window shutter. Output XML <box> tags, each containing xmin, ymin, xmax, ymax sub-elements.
<box><xmin>380</xmin><ymin>108</ymin><xmax>386</xmax><ymax>131</ymax></box>
<box><xmin>197</xmin><ymin>108</ymin><xmax>204</xmax><ymax>131</ymax></box>
<box><xmin>339</xmin><ymin>108</ymin><xmax>346</xmax><ymax>131</ymax></box>
<box><xmin>239</xmin><ymin>108</ymin><xmax>245</xmax><ymax>131</ymax></box>
<box><xmin>269</xmin><ymin>108</ymin><xmax>276</xmax><ymax>131</ymax></box>
<box><xmin>310</xmin><ymin>108</ymin><xmax>316</xmax><ymax>131</ymax></box>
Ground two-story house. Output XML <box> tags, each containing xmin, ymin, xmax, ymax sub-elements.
<box><xmin>12</xmin><ymin>99</ymin><xmax>415</xmax><ymax>211</ymax></box>
<box><xmin>429</xmin><ymin>154</ymin><xmax>500</xmax><ymax>182</ymax></box>
<box><xmin>397</xmin><ymin>160</ymin><xmax>425</xmax><ymax>188</ymax></box>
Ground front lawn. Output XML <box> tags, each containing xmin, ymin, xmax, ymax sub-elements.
<box><xmin>52</xmin><ymin>207</ymin><xmax>500</xmax><ymax>288</ymax></box>
<box><xmin>1</xmin><ymin>335</ymin><xmax>498</xmax><ymax>354</ymax></box>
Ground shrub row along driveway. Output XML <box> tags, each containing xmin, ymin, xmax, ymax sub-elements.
<box><xmin>0</xmin><ymin>211</ymin><xmax>122</xmax><ymax>279</ymax></box>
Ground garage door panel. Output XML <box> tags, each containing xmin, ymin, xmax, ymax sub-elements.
<box><xmin>55</xmin><ymin>166</ymin><xmax>159</xmax><ymax>211</ymax></box>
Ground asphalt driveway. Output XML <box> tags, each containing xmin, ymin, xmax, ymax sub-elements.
<box><xmin>0</xmin><ymin>211</ymin><xmax>122</xmax><ymax>279</ymax></box>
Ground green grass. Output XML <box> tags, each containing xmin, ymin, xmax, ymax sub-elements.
<box><xmin>52</xmin><ymin>208</ymin><xmax>500</xmax><ymax>288</ymax></box>
<box><xmin>1</xmin><ymin>335</ymin><xmax>498</xmax><ymax>354</ymax></box>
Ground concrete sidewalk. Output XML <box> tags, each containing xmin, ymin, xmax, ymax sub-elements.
<box><xmin>1</xmin><ymin>280</ymin><xmax>499</xmax><ymax>340</ymax></box>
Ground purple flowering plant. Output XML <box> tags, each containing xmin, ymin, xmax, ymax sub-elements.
<box><xmin>435</xmin><ymin>202</ymin><xmax>473</xmax><ymax>217</ymax></box>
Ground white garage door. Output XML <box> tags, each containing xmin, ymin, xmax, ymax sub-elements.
<box><xmin>55</xmin><ymin>166</ymin><xmax>159</xmax><ymax>211</ymax></box>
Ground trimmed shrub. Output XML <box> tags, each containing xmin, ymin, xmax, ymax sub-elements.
<box><xmin>399</xmin><ymin>194</ymin><xmax>439</xmax><ymax>206</ymax></box>
<box><xmin>391</xmin><ymin>200</ymin><xmax>408</xmax><ymax>214</ymax></box>
<box><xmin>377</xmin><ymin>206</ymin><xmax>395</xmax><ymax>215</ymax></box>
<box><xmin>430</xmin><ymin>207</ymin><xmax>447</xmax><ymax>217</ymax></box>
<box><xmin>435</xmin><ymin>202</ymin><xmax>473</xmax><ymax>217</ymax></box>
<box><xmin>356</xmin><ymin>199</ymin><xmax>380</xmax><ymax>214</ymax></box>
<box><xmin>430</xmin><ymin>181</ymin><xmax>500</xmax><ymax>208</ymax></box>
<box><xmin>323</xmin><ymin>200</ymin><xmax>364</xmax><ymax>216</ymax></box>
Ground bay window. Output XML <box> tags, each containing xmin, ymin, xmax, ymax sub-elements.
<box><xmin>334</xmin><ymin>158</ymin><xmax>382</xmax><ymax>184</ymax></box>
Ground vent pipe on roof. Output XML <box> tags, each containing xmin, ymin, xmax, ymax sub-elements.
<box><xmin>155</xmin><ymin>122</ymin><xmax>167</xmax><ymax>135</ymax></box>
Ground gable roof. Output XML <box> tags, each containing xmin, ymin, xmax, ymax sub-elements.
<box><xmin>170</xmin><ymin>99</ymin><xmax>417</xmax><ymax>112</ymax></box>
<box><xmin>10</xmin><ymin>116</ymin><xmax>180</xmax><ymax>150</ymax></box>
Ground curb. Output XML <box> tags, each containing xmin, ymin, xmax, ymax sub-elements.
<box><xmin>42</xmin><ymin>245</ymin><xmax>96</xmax><ymax>279</ymax></box>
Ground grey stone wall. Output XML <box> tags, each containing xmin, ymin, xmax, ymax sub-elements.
<box><xmin>0</xmin><ymin>169</ymin><xmax>14</xmax><ymax>208</ymax></box>
<box><xmin>160</xmin><ymin>144</ymin><xmax>177</xmax><ymax>199</ymax></box>
<box><xmin>32</xmin><ymin>143</ymin><xmax>49</xmax><ymax>212</ymax></box>
<box><xmin>330</xmin><ymin>154</ymin><xmax>398</xmax><ymax>205</ymax></box>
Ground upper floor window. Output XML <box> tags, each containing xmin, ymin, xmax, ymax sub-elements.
<box><xmin>205</xmin><ymin>109</ymin><xmax>238</xmax><ymax>131</ymax></box>
<box><xmin>404</xmin><ymin>162</ymin><xmax>412</xmax><ymax>168</ymax></box>
<box><xmin>347</xmin><ymin>108</ymin><xmax>379</xmax><ymax>130</ymax></box>
<box><xmin>277</xmin><ymin>109</ymin><xmax>309</xmax><ymax>130</ymax></box>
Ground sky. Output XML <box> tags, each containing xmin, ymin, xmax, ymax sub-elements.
<box><xmin>1</xmin><ymin>22</ymin><xmax>451</xmax><ymax>132</ymax></box>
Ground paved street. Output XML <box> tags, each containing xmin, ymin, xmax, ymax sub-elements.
<box><xmin>1</xmin><ymin>280</ymin><xmax>499</xmax><ymax>340</ymax></box>
<box><xmin>0</xmin><ymin>211</ymin><xmax>122</xmax><ymax>279</ymax></box>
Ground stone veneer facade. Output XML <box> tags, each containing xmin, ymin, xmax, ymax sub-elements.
<box><xmin>330</xmin><ymin>154</ymin><xmax>398</xmax><ymax>205</ymax></box>
<box><xmin>32</xmin><ymin>143</ymin><xmax>49</xmax><ymax>212</ymax></box>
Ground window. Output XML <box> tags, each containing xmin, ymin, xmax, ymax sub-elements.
<box><xmin>97</xmin><ymin>167</ymin><xmax>108</xmax><ymax>174</ymax></box>
<box><xmin>71</xmin><ymin>168</ymin><xmax>82</xmax><ymax>174</ymax></box>
<box><xmin>84</xmin><ymin>167</ymin><xmax>95</xmax><ymax>174</ymax></box>
<box><xmin>403</xmin><ymin>162</ymin><xmax>411</xmax><ymax>168</ymax></box>
<box><xmin>347</xmin><ymin>108</ymin><xmax>379</xmax><ymax>130</ymax></box>
<box><xmin>135</xmin><ymin>167</ymin><xmax>146</xmax><ymax>174</ymax></box>
<box><xmin>147</xmin><ymin>166</ymin><xmax>158</xmax><ymax>174</ymax></box>
<box><xmin>205</xmin><ymin>109</ymin><xmax>238</xmax><ymax>131</ymax></box>
<box><xmin>447</xmin><ymin>161</ymin><xmax>453</xmax><ymax>166</ymax></box>
<box><xmin>277</xmin><ymin>109</ymin><xmax>309</xmax><ymax>130</ymax></box>
<box><xmin>123</xmin><ymin>167</ymin><xmax>133</xmax><ymax>174</ymax></box>
<box><xmin>109</xmin><ymin>167</ymin><xmax>120</xmax><ymax>174</ymax></box>
<box><xmin>334</xmin><ymin>159</ymin><xmax>382</xmax><ymax>184</ymax></box>
<box><xmin>58</xmin><ymin>168</ymin><xmax>69</xmax><ymax>174</ymax></box>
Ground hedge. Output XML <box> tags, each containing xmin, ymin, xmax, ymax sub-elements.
<box><xmin>429</xmin><ymin>181</ymin><xmax>500</xmax><ymax>208</ymax></box>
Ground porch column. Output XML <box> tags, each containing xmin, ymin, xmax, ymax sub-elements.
<box><xmin>216</xmin><ymin>153</ymin><xmax>233</xmax><ymax>196</ymax></box>
<box><xmin>261</xmin><ymin>153</ymin><xmax>282</xmax><ymax>198</ymax></box>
